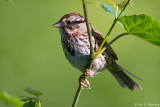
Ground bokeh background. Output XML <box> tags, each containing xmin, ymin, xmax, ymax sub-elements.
<box><xmin>0</xmin><ymin>0</ymin><xmax>160</xmax><ymax>107</ymax></box>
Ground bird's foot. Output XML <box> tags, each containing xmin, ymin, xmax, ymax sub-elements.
<box><xmin>79</xmin><ymin>75</ymin><xmax>90</xmax><ymax>89</ymax></box>
<box><xmin>84</xmin><ymin>68</ymin><xmax>94</xmax><ymax>78</ymax></box>
<box><xmin>79</xmin><ymin>69</ymin><xmax>94</xmax><ymax>89</ymax></box>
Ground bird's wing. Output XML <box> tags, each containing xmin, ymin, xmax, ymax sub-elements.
<box><xmin>91</xmin><ymin>26</ymin><xmax>118</xmax><ymax>60</ymax></box>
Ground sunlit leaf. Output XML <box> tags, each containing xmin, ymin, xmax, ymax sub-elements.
<box><xmin>108</xmin><ymin>0</ymin><xmax>116</xmax><ymax>7</ymax></box>
<box><xmin>24</xmin><ymin>88</ymin><xmax>43</xmax><ymax>97</ymax></box>
<box><xmin>0</xmin><ymin>92</ymin><xmax>24</xmax><ymax>107</ymax></box>
<box><xmin>102</xmin><ymin>4</ymin><xmax>125</xmax><ymax>18</ymax></box>
<box><xmin>118</xmin><ymin>14</ymin><xmax>160</xmax><ymax>46</ymax></box>
<box><xmin>118</xmin><ymin>0</ymin><xmax>133</xmax><ymax>9</ymax></box>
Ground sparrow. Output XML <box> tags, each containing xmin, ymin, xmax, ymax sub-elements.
<box><xmin>53</xmin><ymin>12</ymin><xmax>142</xmax><ymax>90</ymax></box>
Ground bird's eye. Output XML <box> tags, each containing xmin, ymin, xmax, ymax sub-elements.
<box><xmin>66</xmin><ymin>21</ymin><xmax>71</xmax><ymax>24</ymax></box>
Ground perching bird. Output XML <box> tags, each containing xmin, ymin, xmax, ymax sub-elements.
<box><xmin>53</xmin><ymin>12</ymin><xmax>142</xmax><ymax>90</ymax></box>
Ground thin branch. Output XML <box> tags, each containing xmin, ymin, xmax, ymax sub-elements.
<box><xmin>37</xmin><ymin>97</ymin><xmax>41</xmax><ymax>107</ymax></box>
<box><xmin>72</xmin><ymin>0</ymin><xmax>95</xmax><ymax>107</ymax></box>
<box><xmin>96</xmin><ymin>0</ymin><xmax>131</xmax><ymax>54</ymax></box>
<box><xmin>82</xmin><ymin>0</ymin><xmax>95</xmax><ymax>57</ymax></box>
<box><xmin>72</xmin><ymin>86</ymin><xmax>82</xmax><ymax>107</ymax></box>
<box><xmin>38</xmin><ymin>100</ymin><xmax>41</xmax><ymax>107</ymax></box>
<box><xmin>95</xmin><ymin>33</ymin><xmax>129</xmax><ymax>58</ymax></box>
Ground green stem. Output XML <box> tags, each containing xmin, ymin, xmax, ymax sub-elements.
<box><xmin>72</xmin><ymin>86</ymin><xmax>82</xmax><ymax>107</ymax></box>
<box><xmin>72</xmin><ymin>0</ymin><xmax>95</xmax><ymax>107</ymax></box>
<box><xmin>96</xmin><ymin>0</ymin><xmax>131</xmax><ymax>54</ymax></box>
<box><xmin>95</xmin><ymin>33</ymin><xmax>129</xmax><ymax>58</ymax></box>
<box><xmin>38</xmin><ymin>101</ymin><xmax>41</xmax><ymax>107</ymax></box>
<box><xmin>37</xmin><ymin>97</ymin><xmax>41</xmax><ymax>107</ymax></box>
<box><xmin>82</xmin><ymin>0</ymin><xmax>95</xmax><ymax>57</ymax></box>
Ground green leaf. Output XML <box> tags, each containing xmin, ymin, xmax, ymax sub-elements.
<box><xmin>23</xmin><ymin>100</ymin><xmax>36</xmax><ymax>107</ymax></box>
<box><xmin>102</xmin><ymin>3</ymin><xmax>125</xmax><ymax>18</ymax></box>
<box><xmin>108</xmin><ymin>0</ymin><xmax>116</xmax><ymax>7</ymax></box>
<box><xmin>118</xmin><ymin>14</ymin><xmax>160</xmax><ymax>46</ymax></box>
<box><xmin>118</xmin><ymin>0</ymin><xmax>133</xmax><ymax>9</ymax></box>
<box><xmin>24</xmin><ymin>88</ymin><xmax>43</xmax><ymax>97</ymax></box>
<box><xmin>0</xmin><ymin>92</ymin><xmax>24</xmax><ymax>107</ymax></box>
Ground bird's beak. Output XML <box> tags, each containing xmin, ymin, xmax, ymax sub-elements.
<box><xmin>53</xmin><ymin>21</ymin><xmax>62</xmax><ymax>28</ymax></box>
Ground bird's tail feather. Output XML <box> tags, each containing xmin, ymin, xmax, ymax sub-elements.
<box><xmin>107</xmin><ymin>62</ymin><xmax>142</xmax><ymax>90</ymax></box>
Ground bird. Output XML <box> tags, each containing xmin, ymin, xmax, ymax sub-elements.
<box><xmin>53</xmin><ymin>12</ymin><xmax>142</xmax><ymax>90</ymax></box>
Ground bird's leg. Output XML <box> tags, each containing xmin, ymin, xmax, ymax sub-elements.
<box><xmin>79</xmin><ymin>69</ymin><xmax>93</xmax><ymax>89</ymax></box>
<box><xmin>84</xmin><ymin>68</ymin><xmax>94</xmax><ymax>78</ymax></box>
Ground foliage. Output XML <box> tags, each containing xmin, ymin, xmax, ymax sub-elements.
<box><xmin>73</xmin><ymin>0</ymin><xmax>160</xmax><ymax>106</ymax></box>
<box><xmin>0</xmin><ymin>92</ymin><xmax>24</xmax><ymax>107</ymax></box>
<box><xmin>0</xmin><ymin>88</ymin><xmax>43</xmax><ymax>107</ymax></box>
<box><xmin>22</xmin><ymin>88</ymin><xmax>42</xmax><ymax>107</ymax></box>
<box><xmin>1</xmin><ymin>0</ymin><xmax>160</xmax><ymax>107</ymax></box>
<box><xmin>22</xmin><ymin>100</ymin><xmax>36</xmax><ymax>107</ymax></box>
<box><xmin>24</xmin><ymin>88</ymin><xmax>43</xmax><ymax>97</ymax></box>
<box><xmin>118</xmin><ymin>14</ymin><xmax>160</xmax><ymax>46</ymax></box>
<box><xmin>102</xmin><ymin>4</ymin><xmax>125</xmax><ymax>18</ymax></box>
<box><xmin>102</xmin><ymin>1</ymin><xmax>160</xmax><ymax>47</ymax></box>
<box><xmin>118</xmin><ymin>0</ymin><xmax>133</xmax><ymax>9</ymax></box>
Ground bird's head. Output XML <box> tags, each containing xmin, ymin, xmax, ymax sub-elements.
<box><xmin>53</xmin><ymin>13</ymin><xmax>85</xmax><ymax>28</ymax></box>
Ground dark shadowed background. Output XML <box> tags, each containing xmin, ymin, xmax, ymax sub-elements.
<box><xmin>0</xmin><ymin>0</ymin><xmax>160</xmax><ymax>107</ymax></box>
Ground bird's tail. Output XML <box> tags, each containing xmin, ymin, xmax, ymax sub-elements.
<box><xmin>107</xmin><ymin>62</ymin><xmax>142</xmax><ymax>90</ymax></box>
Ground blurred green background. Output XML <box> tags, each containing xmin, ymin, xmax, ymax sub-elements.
<box><xmin>0</xmin><ymin>0</ymin><xmax>160</xmax><ymax>107</ymax></box>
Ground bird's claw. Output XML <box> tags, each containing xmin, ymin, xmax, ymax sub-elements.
<box><xmin>84</xmin><ymin>68</ymin><xmax>94</xmax><ymax>78</ymax></box>
<box><xmin>79</xmin><ymin>74</ymin><xmax>91</xmax><ymax>89</ymax></box>
<box><xmin>78</xmin><ymin>69</ymin><xmax>94</xmax><ymax>89</ymax></box>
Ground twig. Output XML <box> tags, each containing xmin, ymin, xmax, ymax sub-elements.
<box><xmin>96</xmin><ymin>0</ymin><xmax>131</xmax><ymax>54</ymax></box>
<box><xmin>95</xmin><ymin>33</ymin><xmax>129</xmax><ymax>58</ymax></box>
<box><xmin>82</xmin><ymin>0</ymin><xmax>95</xmax><ymax>57</ymax></box>
<box><xmin>37</xmin><ymin>97</ymin><xmax>41</xmax><ymax>107</ymax></box>
<box><xmin>72</xmin><ymin>86</ymin><xmax>82</xmax><ymax>107</ymax></box>
<box><xmin>72</xmin><ymin>0</ymin><xmax>95</xmax><ymax>107</ymax></box>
